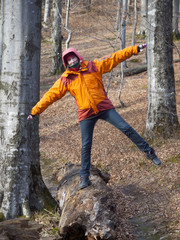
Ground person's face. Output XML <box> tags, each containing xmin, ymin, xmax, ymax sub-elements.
<box><xmin>67</xmin><ymin>55</ymin><xmax>78</xmax><ymax>66</ymax></box>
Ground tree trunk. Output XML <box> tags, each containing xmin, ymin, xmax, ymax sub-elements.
<box><xmin>0</xmin><ymin>0</ymin><xmax>56</xmax><ymax>220</ymax></box>
<box><xmin>132</xmin><ymin>0</ymin><xmax>138</xmax><ymax>45</ymax></box>
<box><xmin>139</xmin><ymin>0</ymin><xmax>148</xmax><ymax>35</ymax></box>
<box><xmin>43</xmin><ymin>0</ymin><xmax>52</xmax><ymax>25</ymax></box>
<box><xmin>121</xmin><ymin>0</ymin><xmax>127</xmax><ymax>50</ymax></box>
<box><xmin>173</xmin><ymin>0</ymin><xmax>179</xmax><ymax>35</ymax></box>
<box><xmin>65</xmin><ymin>0</ymin><xmax>72</xmax><ymax>49</ymax></box>
<box><xmin>116</xmin><ymin>0</ymin><xmax>122</xmax><ymax>31</ymax></box>
<box><xmin>51</xmin><ymin>0</ymin><xmax>63</xmax><ymax>74</ymax></box>
<box><xmin>145</xmin><ymin>0</ymin><xmax>179</xmax><ymax>138</ymax></box>
<box><xmin>121</xmin><ymin>0</ymin><xmax>128</xmax><ymax>67</ymax></box>
<box><xmin>0</xmin><ymin>0</ymin><xmax>3</xmax><ymax>73</ymax></box>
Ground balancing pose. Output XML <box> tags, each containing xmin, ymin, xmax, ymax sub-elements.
<box><xmin>28</xmin><ymin>44</ymin><xmax>161</xmax><ymax>189</ymax></box>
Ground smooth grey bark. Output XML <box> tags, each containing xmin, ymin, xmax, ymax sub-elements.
<box><xmin>132</xmin><ymin>0</ymin><xmax>138</xmax><ymax>45</ymax></box>
<box><xmin>43</xmin><ymin>0</ymin><xmax>52</xmax><ymax>25</ymax></box>
<box><xmin>116</xmin><ymin>0</ymin><xmax>122</xmax><ymax>31</ymax></box>
<box><xmin>51</xmin><ymin>0</ymin><xmax>63</xmax><ymax>74</ymax></box>
<box><xmin>121</xmin><ymin>0</ymin><xmax>128</xmax><ymax>68</ymax></box>
<box><xmin>0</xmin><ymin>0</ymin><xmax>55</xmax><ymax>219</ymax></box>
<box><xmin>65</xmin><ymin>0</ymin><xmax>71</xmax><ymax>49</ymax></box>
<box><xmin>0</xmin><ymin>0</ymin><xmax>3</xmax><ymax>73</ymax></box>
<box><xmin>173</xmin><ymin>0</ymin><xmax>179</xmax><ymax>35</ymax></box>
<box><xmin>145</xmin><ymin>0</ymin><xmax>179</xmax><ymax>138</ymax></box>
<box><xmin>121</xmin><ymin>0</ymin><xmax>127</xmax><ymax>51</ymax></box>
<box><xmin>138</xmin><ymin>0</ymin><xmax>148</xmax><ymax>35</ymax></box>
<box><xmin>117</xmin><ymin>0</ymin><xmax>127</xmax><ymax>105</ymax></box>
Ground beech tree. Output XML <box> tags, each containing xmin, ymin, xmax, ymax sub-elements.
<box><xmin>0</xmin><ymin>0</ymin><xmax>2</xmax><ymax>71</ymax></box>
<box><xmin>121</xmin><ymin>0</ymin><xmax>128</xmax><ymax>51</ymax></box>
<box><xmin>131</xmin><ymin>0</ymin><xmax>138</xmax><ymax>45</ymax></box>
<box><xmin>0</xmin><ymin>0</ymin><xmax>55</xmax><ymax>219</ymax></box>
<box><xmin>121</xmin><ymin>0</ymin><xmax>128</xmax><ymax>69</ymax></box>
<box><xmin>116</xmin><ymin>0</ymin><xmax>122</xmax><ymax>31</ymax></box>
<box><xmin>145</xmin><ymin>0</ymin><xmax>179</xmax><ymax>138</ymax></box>
<box><xmin>51</xmin><ymin>0</ymin><xmax>63</xmax><ymax>74</ymax></box>
<box><xmin>43</xmin><ymin>0</ymin><xmax>52</xmax><ymax>25</ymax></box>
<box><xmin>139</xmin><ymin>0</ymin><xmax>148</xmax><ymax>35</ymax></box>
<box><xmin>173</xmin><ymin>0</ymin><xmax>179</xmax><ymax>35</ymax></box>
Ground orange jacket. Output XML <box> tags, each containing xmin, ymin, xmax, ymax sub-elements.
<box><xmin>31</xmin><ymin>46</ymin><xmax>138</xmax><ymax>121</ymax></box>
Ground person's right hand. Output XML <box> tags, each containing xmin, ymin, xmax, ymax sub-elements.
<box><xmin>27</xmin><ymin>115</ymin><xmax>34</xmax><ymax>120</ymax></box>
<box><xmin>138</xmin><ymin>44</ymin><xmax>147</xmax><ymax>52</ymax></box>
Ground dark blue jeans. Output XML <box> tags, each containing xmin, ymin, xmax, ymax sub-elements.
<box><xmin>80</xmin><ymin>109</ymin><xmax>151</xmax><ymax>177</ymax></box>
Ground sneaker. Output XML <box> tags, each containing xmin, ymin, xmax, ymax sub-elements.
<box><xmin>146</xmin><ymin>149</ymin><xmax>162</xmax><ymax>166</ymax></box>
<box><xmin>80</xmin><ymin>176</ymin><xmax>92</xmax><ymax>189</ymax></box>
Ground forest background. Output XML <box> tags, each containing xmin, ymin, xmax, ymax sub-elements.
<box><xmin>37</xmin><ymin>0</ymin><xmax>180</xmax><ymax>239</ymax></box>
<box><xmin>0</xmin><ymin>0</ymin><xmax>180</xmax><ymax>239</ymax></box>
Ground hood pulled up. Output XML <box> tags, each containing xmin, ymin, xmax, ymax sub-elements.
<box><xmin>62</xmin><ymin>48</ymin><xmax>83</xmax><ymax>68</ymax></box>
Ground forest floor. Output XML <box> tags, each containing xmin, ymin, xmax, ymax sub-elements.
<box><xmin>37</xmin><ymin>4</ymin><xmax>180</xmax><ymax>240</ymax></box>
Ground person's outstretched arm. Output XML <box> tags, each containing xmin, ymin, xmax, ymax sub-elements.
<box><xmin>94</xmin><ymin>44</ymin><xmax>146</xmax><ymax>74</ymax></box>
<box><xmin>27</xmin><ymin>78</ymin><xmax>67</xmax><ymax>119</ymax></box>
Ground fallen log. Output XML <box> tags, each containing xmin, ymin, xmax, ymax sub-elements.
<box><xmin>0</xmin><ymin>218</ymin><xmax>42</xmax><ymax>240</ymax></box>
<box><xmin>124</xmin><ymin>64</ymin><xmax>147</xmax><ymax>76</ymax></box>
<box><xmin>117</xmin><ymin>58</ymin><xmax>180</xmax><ymax>77</ymax></box>
<box><xmin>56</xmin><ymin>163</ymin><xmax>118</xmax><ymax>240</ymax></box>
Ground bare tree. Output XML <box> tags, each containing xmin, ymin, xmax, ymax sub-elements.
<box><xmin>51</xmin><ymin>0</ymin><xmax>63</xmax><ymax>74</ymax></box>
<box><xmin>65</xmin><ymin>0</ymin><xmax>72</xmax><ymax>49</ymax></box>
<box><xmin>145</xmin><ymin>0</ymin><xmax>179</xmax><ymax>138</ymax></box>
<box><xmin>116</xmin><ymin>0</ymin><xmax>128</xmax><ymax>105</ymax></box>
<box><xmin>132</xmin><ymin>0</ymin><xmax>138</xmax><ymax>45</ymax></box>
<box><xmin>43</xmin><ymin>0</ymin><xmax>52</xmax><ymax>25</ymax></box>
<box><xmin>173</xmin><ymin>0</ymin><xmax>179</xmax><ymax>36</ymax></box>
<box><xmin>0</xmin><ymin>0</ymin><xmax>3</xmax><ymax>73</ymax></box>
<box><xmin>138</xmin><ymin>0</ymin><xmax>148</xmax><ymax>35</ymax></box>
<box><xmin>0</xmin><ymin>0</ymin><xmax>55</xmax><ymax>219</ymax></box>
<box><xmin>116</xmin><ymin>0</ymin><xmax>122</xmax><ymax>31</ymax></box>
<box><xmin>118</xmin><ymin>63</ymin><xmax>125</xmax><ymax>107</ymax></box>
<box><xmin>120</xmin><ymin>0</ymin><xmax>128</xmax><ymax>70</ymax></box>
<box><xmin>121</xmin><ymin>0</ymin><xmax>128</xmax><ymax>51</ymax></box>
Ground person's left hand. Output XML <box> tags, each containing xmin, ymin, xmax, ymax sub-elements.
<box><xmin>27</xmin><ymin>115</ymin><xmax>34</xmax><ymax>120</ymax></box>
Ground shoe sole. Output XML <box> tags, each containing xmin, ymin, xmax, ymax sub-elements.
<box><xmin>146</xmin><ymin>155</ymin><xmax>162</xmax><ymax>166</ymax></box>
<box><xmin>152</xmin><ymin>160</ymin><xmax>162</xmax><ymax>166</ymax></box>
<box><xmin>80</xmin><ymin>181</ymin><xmax>92</xmax><ymax>189</ymax></box>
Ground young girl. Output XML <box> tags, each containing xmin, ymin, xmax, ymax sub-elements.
<box><xmin>28</xmin><ymin>44</ymin><xmax>161</xmax><ymax>189</ymax></box>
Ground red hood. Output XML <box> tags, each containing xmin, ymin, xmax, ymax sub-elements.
<box><xmin>62</xmin><ymin>48</ymin><xmax>83</xmax><ymax>68</ymax></box>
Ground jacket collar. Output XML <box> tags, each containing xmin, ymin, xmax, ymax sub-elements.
<box><xmin>63</xmin><ymin>61</ymin><xmax>88</xmax><ymax>77</ymax></box>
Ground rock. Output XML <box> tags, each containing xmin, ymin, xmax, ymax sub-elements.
<box><xmin>0</xmin><ymin>218</ymin><xmax>42</xmax><ymax>240</ymax></box>
<box><xmin>56</xmin><ymin>163</ymin><xmax>118</xmax><ymax>240</ymax></box>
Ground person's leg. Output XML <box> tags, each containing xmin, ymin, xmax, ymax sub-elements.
<box><xmin>80</xmin><ymin>117</ymin><xmax>98</xmax><ymax>187</ymax></box>
<box><xmin>100</xmin><ymin>109</ymin><xmax>161</xmax><ymax>165</ymax></box>
<box><xmin>100</xmin><ymin>109</ymin><xmax>151</xmax><ymax>152</ymax></box>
